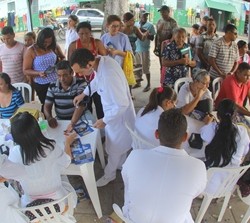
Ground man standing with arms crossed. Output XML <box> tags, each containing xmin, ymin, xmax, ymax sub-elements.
<box><xmin>154</xmin><ymin>5</ymin><xmax>177</xmax><ymax>70</ymax></box>
<box><xmin>133</xmin><ymin>10</ymin><xmax>156</xmax><ymax>92</ymax></box>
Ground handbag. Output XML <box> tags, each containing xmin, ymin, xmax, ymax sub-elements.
<box><xmin>188</xmin><ymin>133</ymin><xmax>203</xmax><ymax>149</ymax></box>
<box><xmin>123</xmin><ymin>51</ymin><xmax>136</xmax><ymax>85</ymax></box>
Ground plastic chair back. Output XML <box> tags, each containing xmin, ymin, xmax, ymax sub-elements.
<box><xmin>174</xmin><ymin>77</ymin><xmax>192</xmax><ymax>94</ymax></box>
<box><xmin>17</xmin><ymin>192</ymin><xmax>76</xmax><ymax>223</ymax></box>
<box><xmin>112</xmin><ymin>203</ymin><xmax>133</xmax><ymax>223</ymax></box>
<box><xmin>212</xmin><ymin>77</ymin><xmax>223</xmax><ymax>100</ymax></box>
<box><xmin>13</xmin><ymin>82</ymin><xmax>32</xmax><ymax>103</ymax></box>
<box><xmin>125</xmin><ymin>122</ymin><xmax>155</xmax><ymax>150</ymax></box>
<box><xmin>195</xmin><ymin>164</ymin><xmax>250</xmax><ymax>223</ymax></box>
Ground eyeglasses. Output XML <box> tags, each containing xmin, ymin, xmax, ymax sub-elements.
<box><xmin>199</xmin><ymin>80</ymin><xmax>210</xmax><ymax>85</ymax></box>
<box><xmin>110</xmin><ymin>25</ymin><xmax>120</xmax><ymax>29</ymax></box>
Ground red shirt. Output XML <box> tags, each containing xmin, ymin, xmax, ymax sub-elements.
<box><xmin>75</xmin><ymin>38</ymin><xmax>97</xmax><ymax>80</ymax></box>
<box><xmin>215</xmin><ymin>75</ymin><xmax>250</xmax><ymax>108</ymax></box>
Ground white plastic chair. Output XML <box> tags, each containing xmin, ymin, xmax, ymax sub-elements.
<box><xmin>17</xmin><ymin>192</ymin><xmax>76</xmax><ymax>223</ymax></box>
<box><xmin>125</xmin><ymin>122</ymin><xmax>155</xmax><ymax>150</ymax></box>
<box><xmin>174</xmin><ymin>77</ymin><xmax>192</xmax><ymax>94</ymax></box>
<box><xmin>195</xmin><ymin>164</ymin><xmax>250</xmax><ymax>223</ymax></box>
<box><xmin>212</xmin><ymin>77</ymin><xmax>223</xmax><ymax>100</ymax></box>
<box><xmin>13</xmin><ymin>82</ymin><xmax>32</xmax><ymax>103</ymax></box>
<box><xmin>112</xmin><ymin>203</ymin><xmax>132</xmax><ymax>223</ymax></box>
<box><xmin>237</xmin><ymin>186</ymin><xmax>250</xmax><ymax>223</ymax></box>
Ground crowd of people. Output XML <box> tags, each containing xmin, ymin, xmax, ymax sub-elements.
<box><xmin>0</xmin><ymin>4</ymin><xmax>250</xmax><ymax>223</ymax></box>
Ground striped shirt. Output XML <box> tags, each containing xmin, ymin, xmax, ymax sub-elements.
<box><xmin>0</xmin><ymin>90</ymin><xmax>24</xmax><ymax>119</ymax></box>
<box><xmin>0</xmin><ymin>42</ymin><xmax>25</xmax><ymax>83</ymax></box>
<box><xmin>208</xmin><ymin>37</ymin><xmax>239</xmax><ymax>78</ymax></box>
<box><xmin>45</xmin><ymin>77</ymin><xmax>87</xmax><ymax>120</ymax></box>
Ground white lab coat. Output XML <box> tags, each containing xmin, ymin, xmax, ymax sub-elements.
<box><xmin>134</xmin><ymin>106</ymin><xmax>163</xmax><ymax>149</ymax></box>
<box><xmin>84</xmin><ymin>56</ymin><xmax>136</xmax><ymax>179</ymax></box>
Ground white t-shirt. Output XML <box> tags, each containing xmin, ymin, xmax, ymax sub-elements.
<box><xmin>200</xmin><ymin>122</ymin><xmax>250</xmax><ymax>167</ymax></box>
<box><xmin>134</xmin><ymin>106</ymin><xmax>163</xmax><ymax>149</ymax></box>
<box><xmin>200</xmin><ymin>122</ymin><xmax>250</xmax><ymax>194</ymax></box>
<box><xmin>176</xmin><ymin>83</ymin><xmax>213</xmax><ymax>109</ymax></box>
<box><xmin>65</xmin><ymin>28</ymin><xmax>78</xmax><ymax>52</ymax></box>
<box><xmin>122</xmin><ymin>146</ymin><xmax>207</xmax><ymax>223</ymax></box>
<box><xmin>3</xmin><ymin>144</ymin><xmax>71</xmax><ymax>206</ymax></box>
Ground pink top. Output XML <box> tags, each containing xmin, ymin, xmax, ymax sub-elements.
<box><xmin>0</xmin><ymin>41</ymin><xmax>25</xmax><ymax>83</ymax></box>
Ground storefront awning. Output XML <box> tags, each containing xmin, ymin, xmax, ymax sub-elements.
<box><xmin>205</xmin><ymin>0</ymin><xmax>238</xmax><ymax>13</ymax></box>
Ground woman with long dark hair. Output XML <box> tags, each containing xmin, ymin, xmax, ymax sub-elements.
<box><xmin>23</xmin><ymin>28</ymin><xmax>65</xmax><ymax>112</ymax></box>
<box><xmin>0</xmin><ymin>112</ymin><xmax>77</xmax><ymax>208</ymax></box>
<box><xmin>201</xmin><ymin>99</ymin><xmax>249</xmax><ymax>168</ymax></box>
<box><xmin>135</xmin><ymin>86</ymin><xmax>177</xmax><ymax>148</ymax></box>
<box><xmin>0</xmin><ymin>72</ymin><xmax>24</xmax><ymax>118</ymax></box>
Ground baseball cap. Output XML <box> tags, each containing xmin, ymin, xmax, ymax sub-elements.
<box><xmin>158</xmin><ymin>5</ymin><xmax>170</xmax><ymax>12</ymax></box>
<box><xmin>140</xmin><ymin>10</ymin><xmax>150</xmax><ymax>16</ymax></box>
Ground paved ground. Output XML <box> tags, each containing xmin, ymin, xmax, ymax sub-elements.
<box><xmin>15</xmin><ymin>30</ymin><xmax>250</xmax><ymax>223</ymax></box>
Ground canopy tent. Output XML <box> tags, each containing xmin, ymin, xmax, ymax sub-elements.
<box><xmin>205</xmin><ymin>0</ymin><xmax>238</xmax><ymax>13</ymax></box>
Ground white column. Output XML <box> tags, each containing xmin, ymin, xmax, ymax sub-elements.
<box><xmin>26</xmin><ymin>0</ymin><xmax>33</xmax><ymax>31</ymax></box>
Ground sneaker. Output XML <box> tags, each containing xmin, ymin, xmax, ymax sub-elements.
<box><xmin>96</xmin><ymin>176</ymin><xmax>115</xmax><ymax>187</ymax></box>
<box><xmin>132</xmin><ymin>83</ymin><xmax>141</xmax><ymax>89</ymax></box>
<box><xmin>143</xmin><ymin>86</ymin><xmax>151</xmax><ymax>92</ymax></box>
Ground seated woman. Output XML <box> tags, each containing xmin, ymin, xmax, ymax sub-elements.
<box><xmin>135</xmin><ymin>86</ymin><xmax>177</xmax><ymax>149</ymax></box>
<box><xmin>201</xmin><ymin>99</ymin><xmax>249</xmax><ymax>168</ymax></box>
<box><xmin>0</xmin><ymin>112</ymin><xmax>77</xmax><ymax>208</ymax></box>
<box><xmin>200</xmin><ymin>99</ymin><xmax>250</xmax><ymax>193</ymax></box>
<box><xmin>176</xmin><ymin>69</ymin><xmax>213</xmax><ymax>123</ymax></box>
<box><xmin>0</xmin><ymin>73</ymin><xmax>24</xmax><ymax>119</ymax></box>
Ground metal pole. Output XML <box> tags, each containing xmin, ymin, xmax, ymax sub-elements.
<box><xmin>26</xmin><ymin>0</ymin><xmax>33</xmax><ymax>31</ymax></box>
<box><xmin>248</xmin><ymin>20</ymin><xmax>250</xmax><ymax>43</ymax></box>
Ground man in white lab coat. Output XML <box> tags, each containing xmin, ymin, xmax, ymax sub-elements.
<box><xmin>70</xmin><ymin>48</ymin><xmax>136</xmax><ymax>187</ymax></box>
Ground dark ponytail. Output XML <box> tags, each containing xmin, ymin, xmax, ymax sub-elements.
<box><xmin>205</xmin><ymin>99</ymin><xmax>238</xmax><ymax>167</ymax></box>
<box><xmin>141</xmin><ymin>86</ymin><xmax>176</xmax><ymax>116</ymax></box>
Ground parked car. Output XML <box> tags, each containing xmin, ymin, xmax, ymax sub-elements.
<box><xmin>56</xmin><ymin>8</ymin><xmax>104</xmax><ymax>30</ymax></box>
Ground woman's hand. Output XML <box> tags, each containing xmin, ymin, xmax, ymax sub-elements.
<box><xmin>73</xmin><ymin>93</ymin><xmax>84</xmax><ymax>107</ymax></box>
<box><xmin>93</xmin><ymin>119</ymin><xmax>106</xmax><ymax>129</ymax></box>
<box><xmin>65</xmin><ymin>131</ymin><xmax>77</xmax><ymax>145</ymax></box>
<box><xmin>197</xmin><ymin>88</ymin><xmax>206</xmax><ymax>99</ymax></box>
<box><xmin>108</xmin><ymin>48</ymin><xmax>117</xmax><ymax>56</ymax></box>
<box><xmin>180</xmin><ymin>57</ymin><xmax>189</xmax><ymax>65</ymax></box>
<box><xmin>203</xmin><ymin>114</ymin><xmax>214</xmax><ymax>124</ymax></box>
<box><xmin>0</xmin><ymin>177</ymin><xmax>7</xmax><ymax>183</ymax></box>
<box><xmin>64</xmin><ymin>131</ymin><xmax>77</xmax><ymax>158</ymax></box>
<box><xmin>38</xmin><ymin>72</ymin><xmax>47</xmax><ymax>78</ymax></box>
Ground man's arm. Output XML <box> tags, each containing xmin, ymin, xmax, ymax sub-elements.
<box><xmin>208</xmin><ymin>57</ymin><xmax>226</xmax><ymax>78</ymax></box>
<box><xmin>229</xmin><ymin>61</ymin><xmax>238</xmax><ymax>74</ymax></box>
<box><xmin>70</xmin><ymin>104</ymin><xmax>86</xmax><ymax>127</ymax></box>
<box><xmin>44</xmin><ymin>102</ymin><xmax>58</xmax><ymax>128</ymax></box>
<box><xmin>236</xmin><ymin>104</ymin><xmax>250</xmax><ymax>116</ymax></box>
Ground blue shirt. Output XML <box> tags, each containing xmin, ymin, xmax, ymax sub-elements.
<box><xmin>0</xmin><ymin>90</ymin><xmax>24</xmax><ymax>119</ymax></box>
<box><xmin>101</xmin><ymin>32</ymin><xmax>132</xmax><ymax>66</ymax></box>
<box><xmin>135</xmin><ymin>21</ymin><xmax>156</xmax><ymax>52</ymax></box>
